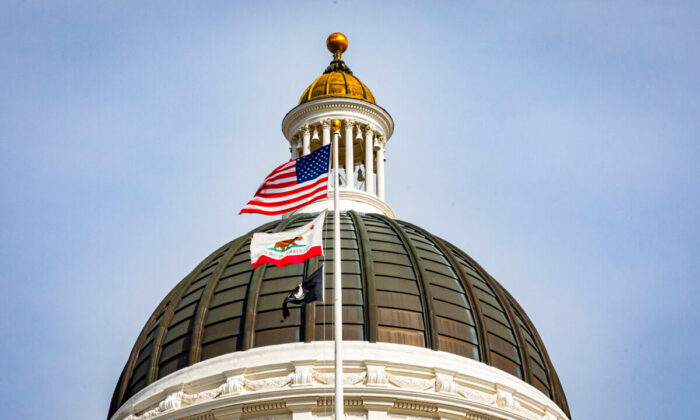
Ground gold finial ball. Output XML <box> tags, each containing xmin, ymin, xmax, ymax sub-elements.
<box><xmin>326</xmin><ymin>32</ymin><xmax>349</xmax><ymax>55</ymax></box>
<box><xmin>330</xmin><ymin>119</ymin><xmax>342</xmax><ymax>131</ymax></box>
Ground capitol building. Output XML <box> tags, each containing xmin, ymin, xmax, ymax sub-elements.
<box><xmin>108</xmin><ymin>33</ymin><xmax>571</xmax><ymax>420</ymax></box>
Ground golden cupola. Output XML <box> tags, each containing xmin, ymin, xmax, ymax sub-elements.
<box><xmin>298</xmin><ymin>32</ymin><xmax>376</xmax><ymax>104</ymax></box>
<box><xmin>282</xmin><ymin>32</ymin><xmax>394</xmax><ymax>218</ymax></box>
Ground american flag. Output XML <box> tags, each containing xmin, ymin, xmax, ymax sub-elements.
<box><xmin>240</xmin><ymin>144</ymin><xmax>331</xmax><ymax>216</ymax></box>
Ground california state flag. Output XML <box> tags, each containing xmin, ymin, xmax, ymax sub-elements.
<box><xmin>250</xmin><ymin>212</ymin><xmax>325</xmax><ymax>269</ymax></box>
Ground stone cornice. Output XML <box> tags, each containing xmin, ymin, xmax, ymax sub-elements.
<box><xmin>112</xmin><ymin>342</ymin><xmax>569</xmax><ymax>420</ymax></box>
<box><xmin>282</xmin><ymin>98</ymin><xmax>394</xmax><ymax>142</ymax></box>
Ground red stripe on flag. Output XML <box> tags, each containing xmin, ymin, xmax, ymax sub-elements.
<box><xmin>255</xmin><ymin>176</ymin><xmax>328</xmax><ymax>198</ymax></box>
<box><xmin>251</xmin><ymin>246</ymin><xmax>323</xmax><ymax>269</ymax></box>
<box><xmin>239</xmin><ymin>191</ymin><xmax>328</xmax><ymax>215</ymax></box>
<box><xmin>245</xmin><ymin>184</ymin><xmax>328</xmax><ymax>208</ymax></box>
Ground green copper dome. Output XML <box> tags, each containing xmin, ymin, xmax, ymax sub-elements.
<box><xmin>109</xmin><ymin>211</ymin><xmax>569</xmax><ymax>418</ymax></box>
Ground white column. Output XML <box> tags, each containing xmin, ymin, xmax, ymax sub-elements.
<box><xmin>364</xmin><ymin>126</ymin><xmax>375</xmax><ymax>194</ymax></box>
<box><xmin>290</xmin><ymin>137</ymin><xmax>300</xmax><ymax>159</ymax></box>
<box><xmin>344</xmin><ymin>119</ymin><xmax>354</xmax><ymax>188</ymax></box>
<box><xmin>302</xmin><ymin>124</ymin><xmax>311</xmax><ymax>156</ymax></box>
<box><xmin>376</xmin><ymin>136</ymin><xmax>386</xmax><ymax>200</ymax></box>
<box><xmin>322</xmin><ymin>119</ymin><xmax>331</xmax><ymax>146</ymax></box>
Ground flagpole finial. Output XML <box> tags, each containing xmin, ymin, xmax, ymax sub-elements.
<box><xmin>331</xmin><ymin>119</ymin><xmax>342</xmax><ymax>132</ymax></box>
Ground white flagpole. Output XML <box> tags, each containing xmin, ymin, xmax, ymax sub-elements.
<box><xmin>331</xmin><ymin>120</ymin><xmax>343</xmax><ymax>420</ymax></box>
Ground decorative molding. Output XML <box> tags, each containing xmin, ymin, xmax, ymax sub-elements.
<box><xmin>220</xmin><ymin>375</ymin><xmax>245</xmax><ymax>395</ymax></box>
<box><xmin>292</xmin><ymin>365</ymin><xmax>314</xmax><ymax>387</ymax></box>
<box><xmin>183</xmin><ymin>414</ymin><xmax>215</xmax><ymax>420</ymax></box>
<box><xmin>317</xmin><ymin>398</ymin><xmax>364</xmax><ymax>407</ymax></box>
<box><xmin>434</xmin><ymin>371</ymin><xmax>457</xmax><ymax>394</ymax></box>
<box><xmin>244</xmin><ymin>374</ymin><xmax>294</xmax><ymax>391</ymax></box>
<box><xmin>465</xmin><ymin>414</ymin><xmax>494</xmax><ymax>420</ymax></box>
<box><xmin>281</xmin><ymin>97</ymin><xmax>394</xmax><ymax>143</ymax></box>
<box><xmin>365</xmin><ymin>364</ymin><xmax>388</xmax><ymax>387</ymax></box>
<box><xmin>112</xmin><ymin>342</ymin><xmax>569</xmax><ymax>420</ymax></box>
<box><xmin>242</xmin><ymin>401</ymin><xmax>287</xmax><ymax>414</ymax></box>
<box><xmin>311</xmin><ymin>370</ymin><xmax>366</xmax><ymax>386</ymax></box>
<box><xmin>495</xmin><ymin>388</ymin><xmax>519</xmax><ymax>411</ymax></box>
<box><xmin>454</xmin><ymin>383</ymin><xmax>496</xmax><ymax>406</ymax></box>
<box><xmin>385</xmin><ymin>373</ymin><xmax>433</xmax><ymax>391</ymax></box>
<box><xmin>392</xmin><ymin>401</ymin><xmax>438</xmax><ymax>413</ymax></box>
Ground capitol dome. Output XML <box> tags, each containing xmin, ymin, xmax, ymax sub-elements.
<box><xmin>109</xmin><ymin>34</ymin><xmax>570</xmax><ymax>420</ymax></box>
<box><xmin>109</xmin><ymin>212</ymin><xmax>569</xmax><ymax>419</ymax></box>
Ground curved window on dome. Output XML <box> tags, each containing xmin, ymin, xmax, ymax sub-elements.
<box><xmin>200</xmin><ymin>238</ymin><xmax>258</xmax><ymax>360</ymax></box>
<box><xmin>123</xmin><ymin>309</ymin><xmax>165</xmax><ymax>401</ymax></box>
<box><xmin>157</xmin><ymin>248</ymin><xmax>228</xmax><ymax>379</ymax></box>
<box><xmin>364</xmin><ymin>215</ymin><xmax>426</xmax><ymax>347</ymax></box>
<box><xmin>398</xmin><ymin>222</ymin><xmax>480</xmax><ymax>361</ymax></box>
<box><xmin>449</xmin><ymin>248</ymin><xmax>523</xmax><ymax>379</ymax></box>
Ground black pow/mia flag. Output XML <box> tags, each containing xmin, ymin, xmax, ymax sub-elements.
<box><xmin>282</xmin><ymin>266</ymin><xmax>324</xmax><ymax>320</ymax></box>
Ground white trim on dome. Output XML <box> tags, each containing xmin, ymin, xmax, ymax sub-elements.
<box><xmin>282</xmin><ymin>97</ymin><xmax>394</xmax><ymax>143</ymax></box>
<box><xmin>111</xmin><ymin>342</ymin><xmax>569</xmax><ymax>420</ymax></box>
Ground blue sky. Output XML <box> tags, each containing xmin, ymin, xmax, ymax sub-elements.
<box><xmin>1</xmin><ymin>1</ymin><xmax>698</xmax><ymax>419</ymax></box>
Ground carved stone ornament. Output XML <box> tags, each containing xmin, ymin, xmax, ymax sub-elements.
<box><xmin>434</xmin><ymin>373</ymin><xmax>457</xmax><ymax>394</ymax></box>
<box><xmin>322</xmin><ymin>119</ymin><xmax>331</xmax><ymax>129</ymax></box>
<box><xmin>312</xmin><ymin>370</ymin><xmax>366</xmax><ymax>385</ymax></box>
<box><xmin>365</xmin><ymin>364</ymin><xmax>388</xmax><ymax>387</ymax></box>
<box><xmin>495</xmin><ymin>388</ymin><xmax>520</xmax><ymax>411</ymax></box>
<box><xmin>386</xmin><ymin>373</ymin><xmax>434</xmax><ymax>391</ymax></box>
<box><xmin>244</xmin><ymin>374</ymin><xmax>293</xmax><ymax>391</ymax></box>
<box><xmin>158</xmin><ymin>391</ymin><xmax>184</xmax><ymax>411</ymax></box>
<box><xmin>455</xmin><ymin>383</ymin><xmax>497</xmax><ymax>406</ymax></box>
<box><xmin>219</xmin><ymin>375</ymin><xmax>244</xmax><ymax>395</ymax></box>
<box><xmin>541</xmin><ymin>407</ymin><xmax>563</xmax><ymax>420</ymax></box>
<box><xmin>292</xmin><ymin>365</ymin><xmax>314</xmax><ymax>386</ymax></box>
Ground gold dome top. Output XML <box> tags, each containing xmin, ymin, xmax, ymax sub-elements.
<box><xmin>298</xmin><ymin>33</ymin><xmax>376</xmax><ymax>105</ymax></box>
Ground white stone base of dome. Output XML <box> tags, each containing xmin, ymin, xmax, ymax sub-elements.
<box><xmin>112</xmin><ymin>342</ymin><xmax>568</xmax><ymax>420</ymax></box>
<box><xmin>287</xmin><ymin>189</ymin><xmax>395</xmax><ymax>218</ymax></box>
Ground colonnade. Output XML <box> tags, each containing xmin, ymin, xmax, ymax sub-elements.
<box><xmin>290</xmin><ymin>119</ymin><xmax>386</xmax><ymax>200</ymax></box>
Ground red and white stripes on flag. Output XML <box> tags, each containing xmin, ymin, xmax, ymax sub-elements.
<box><xmin>240</xmin><ymin>144</ymin><xmax>331</xmax><ymax>216</ymax></box>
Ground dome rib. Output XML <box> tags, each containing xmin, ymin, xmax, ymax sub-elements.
<box><xmin>403</xmin><ymin>221</ymin><xmax>491</xmax><ymax>364</ymax></box>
